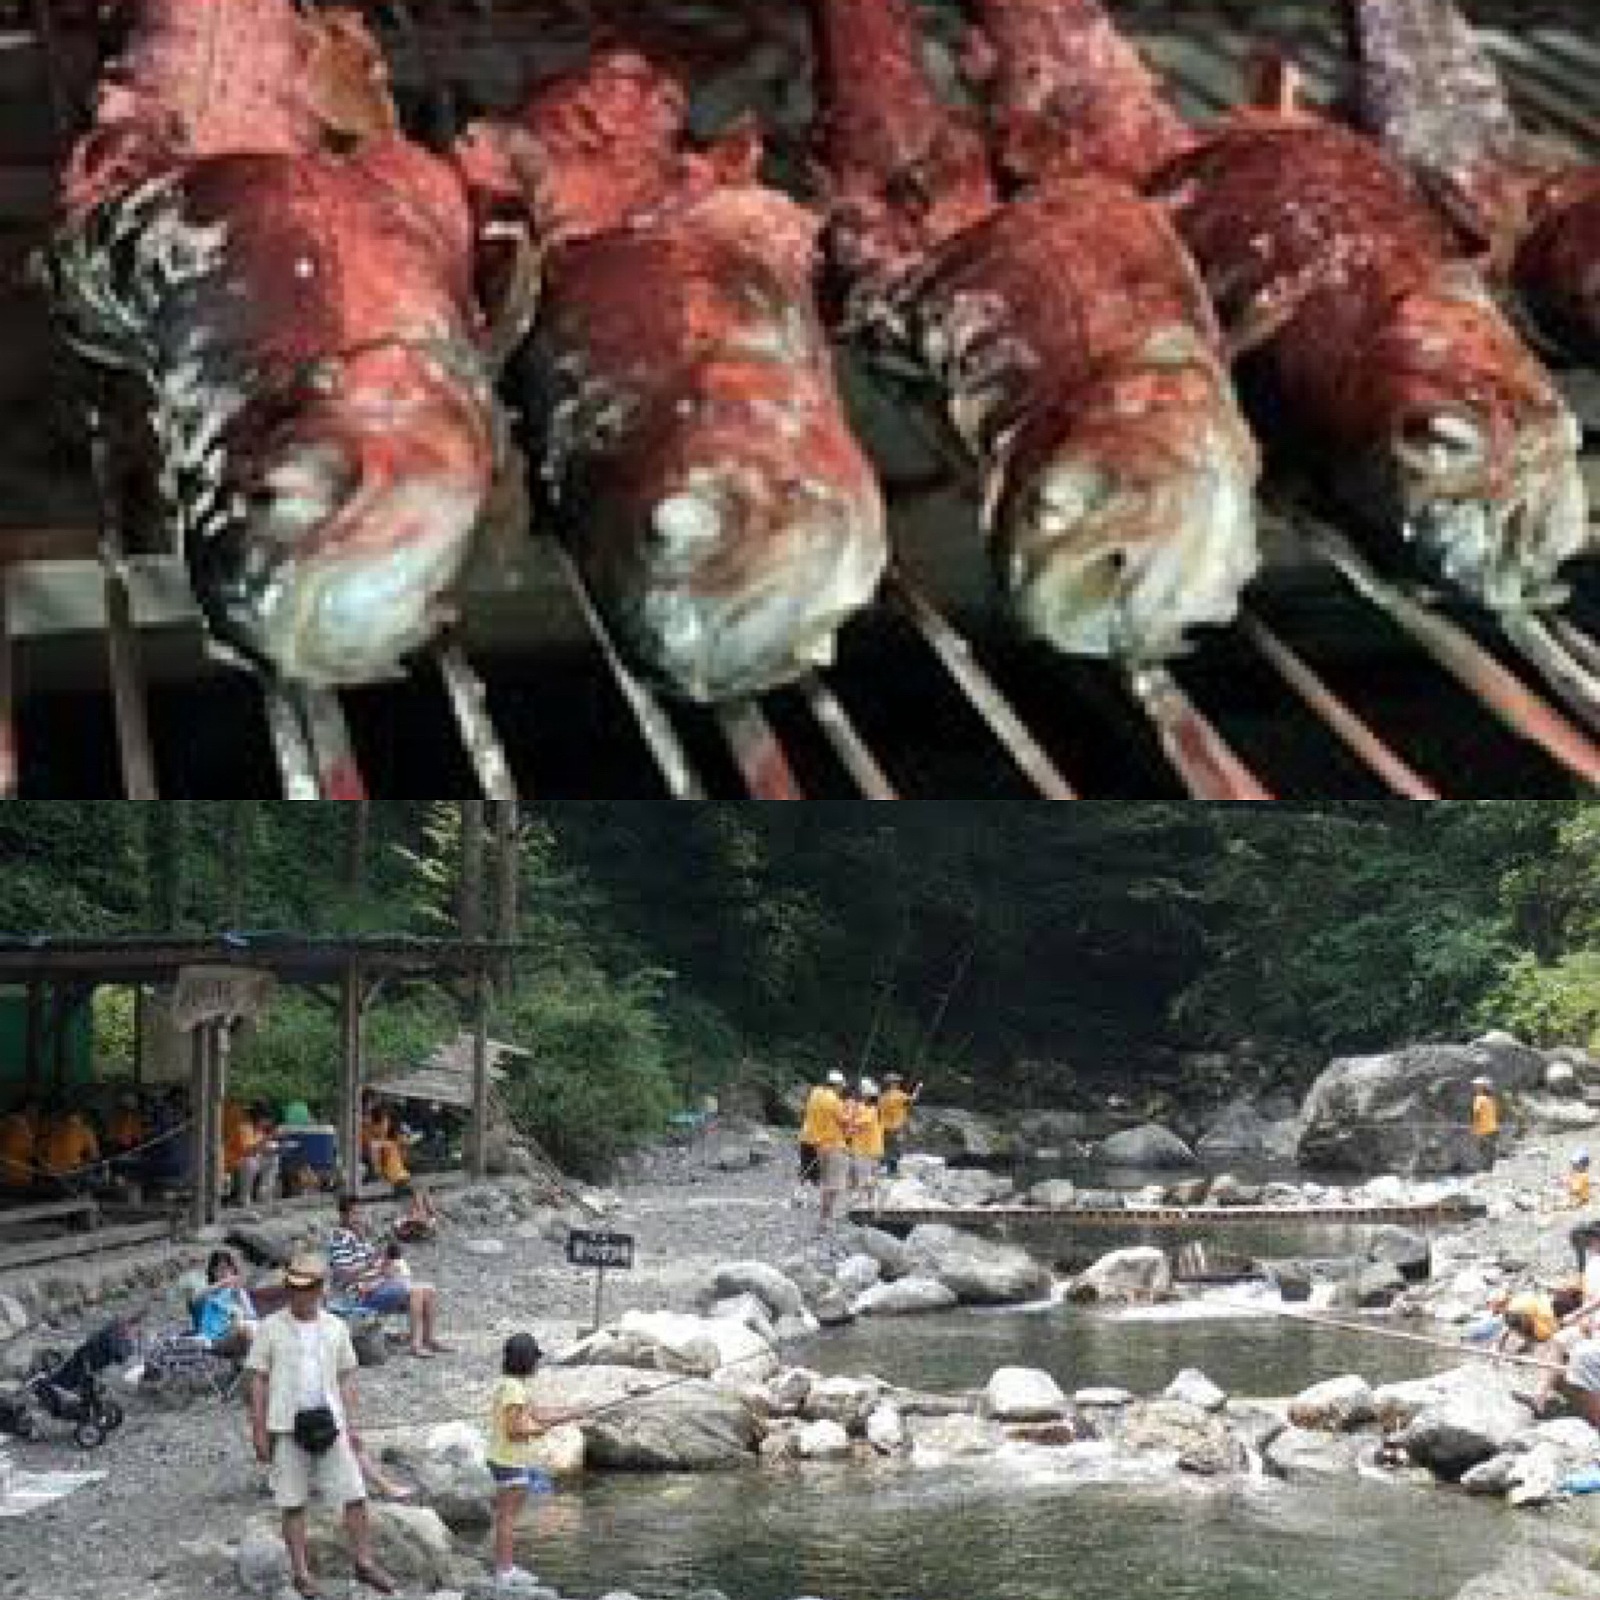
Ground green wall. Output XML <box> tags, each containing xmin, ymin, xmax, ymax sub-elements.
<box><xmin>0</xmin><ymin>989</ymin><xmax>94</xmax><ymax>1088</ymax></box>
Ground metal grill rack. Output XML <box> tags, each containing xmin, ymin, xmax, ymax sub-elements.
<box><xmin>1</xmin><ymin>0</ymin><xmax>1597</xmax><ymax>798</ymax></box>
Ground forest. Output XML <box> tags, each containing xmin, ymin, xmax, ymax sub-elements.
<box><xmin>1</xmin><ymin>802</ymin><xmax>1598</xmax><ymax>1171</ymax></box>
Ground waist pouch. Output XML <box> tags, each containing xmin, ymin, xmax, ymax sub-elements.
<box><xmin>292</xmin><ymin>1405</ymin><xmax>341</xmax><ymax>1454</ymax></box>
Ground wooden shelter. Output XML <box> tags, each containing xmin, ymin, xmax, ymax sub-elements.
<box><xmin>0</xmin><ymin>934</ymin><xmax>513</xmax><ymax>1226</ymax></box>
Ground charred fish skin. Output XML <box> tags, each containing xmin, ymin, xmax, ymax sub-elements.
<box><xmin>46</xmin><ymin>0</ymin><xmax>501</xmax><ymax>686</ymax></box>
<box><xmin>1155</xmin><ymin>118</ymin><xmax>1588</xmax><ymax>610</ymax></box>
<box><xmin>1342</xmin><ymin>0</ymin><xmax>1600</xmax><ymax>362</ymax></box>
<box><xmin>808</xmin><ymin>0</ymin><xmax>1259</xmax><ymax>663</ymax></box>
<box><xmin>478</xmin><ymin>53</ymin><xmax>887</xmax><ymax>704</ymax></box>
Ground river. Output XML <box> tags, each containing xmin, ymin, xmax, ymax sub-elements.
<box><xmin>522</xmin><ymin>1300</ymin><xmax>1512</xmax><ymax>1600</ymax></box>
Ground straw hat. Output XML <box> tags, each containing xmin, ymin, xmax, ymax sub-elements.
<box><xmin>283</xmin><ymin>1251</ymin><xmax>328</xmax><ymax>1289</ymax></box>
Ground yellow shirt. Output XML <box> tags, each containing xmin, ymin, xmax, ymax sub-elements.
<box><xmin>1507</xmin><ymin>1291</ymin><xmax>1557</xmax><ymax>1344</ymax></box>
<box><xmin>41</xmin><ymin>1116</ymin><xmax>98</xmax><ymax>1176</ymax></box>
<box><xmin>1569</xmin><ymin>1171</ymin><xmax>1592</xmax><ymax>1208</ymax></box>
<box><xmin>488</xmin><ymin>1375</ymin><xmax>540</xmax><ymax>1468</ymax></box>
<box><xmin>1472</xmin><ymin>1094</ymin><xmax>1499</xmax><ymax>1138</ymax></box>
<box><xmin>880</xmin><ymin>1088</ymin><xmax>912</xmax><ymax>1133</ymax></box>
<box><xmin>800</xmin><ymin>1087</ymin><xmax>846</xmax><ymax>1150</ymax></box>
<box><xmin>848</xmin><ymin>1103</ymin><xmax>885</xmax><ymax>1159</ymax></box>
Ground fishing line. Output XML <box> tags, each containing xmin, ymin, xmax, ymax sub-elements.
<box><xmin>1264</xmin><ymin>1300</ymin><xmax>1560</xmax><ymax>1372</ymax></box>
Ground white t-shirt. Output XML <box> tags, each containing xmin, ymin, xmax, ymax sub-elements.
<box><xmin>296</xmin><ymin>1318</ymin><xmax>328</xmax><ymax>1411</ymax></box>
<box><xmin>1584</xmin><ymin>1254</ymin><xmax>1600</xmax><ymax>1307</ymax></box>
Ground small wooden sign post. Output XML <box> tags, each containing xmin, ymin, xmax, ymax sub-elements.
<box><xmin>566</xmin><ymin>1228</ymin><xmax>635</xmax><ymax>1332</ymax></box>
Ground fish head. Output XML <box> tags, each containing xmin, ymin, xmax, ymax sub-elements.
<box><xmin>991</xmin><ymin>329</ymin><xmax>1261</xmax><ymax>661</ymax></box>
<box><xmin>587</xmin><ymin>388</ymin><xmax>889</xmax><ymax>703</ymax></box>
<box><xmin>194</xmin><ymin>340</ymin><xmax>498</xmax><ymax>684</ymax></box>
<box><xmin>1341</xmin><ymin>277</ymin><xmax>1589</xmax><ymax>609</ymax></box>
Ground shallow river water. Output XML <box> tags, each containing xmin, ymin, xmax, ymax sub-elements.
<box><xmin>526</xmin><ymin>1303</ymin><xmax>1513</xmax><ymax>1600</ymax></box>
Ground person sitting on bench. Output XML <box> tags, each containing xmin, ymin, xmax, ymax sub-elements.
<box><xmin>326</xmin><ymin>1194</ymin><xmax>449</xmax><ymax>1359</ymax></box>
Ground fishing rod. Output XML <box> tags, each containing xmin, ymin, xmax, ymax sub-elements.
<box><xmin>1264</xmin><ymin>1301</ymin><xmax>1559</xmax><ymax>1371</ymax></box>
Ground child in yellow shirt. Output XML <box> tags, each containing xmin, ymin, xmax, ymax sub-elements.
<box><xmin>487</xmin><ymin>1334</ymin><xmax>578</xmax><ymax>1591</ymax></box>
<box><xmin>1568</xmin><ymin>1150</ymin><xmax>1592</xmax><ymax>1209</ymax></box>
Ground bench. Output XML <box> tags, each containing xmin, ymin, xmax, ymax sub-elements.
<box><xmin>0</xmin><ymin>1195</ymin><xmax>100</xmax><ymax>1233</ymax></box>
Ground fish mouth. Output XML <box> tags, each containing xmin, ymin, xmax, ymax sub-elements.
<box><xmin>592</xmin><ymin>460</ymin><xmax>888</xmax><ymax>703</ymax></box>
<box><xmin>1366</xmin><ymin>405</ymin><xmax>1589</xmax><ymax>610</ymax></box>
<box><xmin>993</xmin><ymin>415</ymin><xmax>1261</xmax><ymax>663</ymax></box>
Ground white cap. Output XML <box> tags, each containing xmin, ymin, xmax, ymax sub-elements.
<box><xmin>860</xmin><ymin>1079</ymin><xmax>879</xmax><ymax>1097</ymax></box>
<box><xmin>826</xmin><ymin>1070</ymin><xmax>846</xmax><ymax>1086</ymax></box>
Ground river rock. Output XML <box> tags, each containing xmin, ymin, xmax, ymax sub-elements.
<box><xmin>796</xmin><ymin>1419</ymin><xmax>852</xmax><ymax>1460</ymax></box>
<box><xmin>905</xmin><ymin>1225</ymin><xmax>1052</xmax><ymax>1305</ymax></box>
<box><xmin>1120</xmin><ymin>1399</ymin><xmax>1245</xmax><ymax>1475</ymax></box>
<box><xmin>1163</xmin><ymin>1369</ymin><xmax>1227</xmax><ymax>1412</ymax></box>
<box><xmin>1452</xmin><ymin>1548</ymin><xmax>1600</xmax><ymax>1600</ymax></box>
<box><xmin>1328</xmin><ymin>1262</ymin><xmax>1406</xmax><ymax>1309</ymax></box>
<box><xmin>1366</xmin><ymin>1227</ymin><xmax>1432</xmax><ymax>1280</ymax></box>
<box><xmin>1548</xmin><ymin>1059</ymin><xmax>1581</xmax><ymax>1094</ymax></box>
<box><xmin>1166</xmin><ymin>1178</ymin><xmax>1210</xmax><ymax>1206</ymax></box>
<box><xmin>1298</xmin><ymin>1038</ymin><xmax>1545</xmax><ymax>1175</ymax></box>
<box><xmin>381</xmin><ymin>1423</ymin><xmax>495</xmax><ymax>1529</ymax></box>
<box><xmin>582</xmin><ymin>1381</ymin><xmax>762</xmax><ymax>1470</ymax></box>
<box><xmin>865</xmin><ymin>1403</ymin><xmax>907</xmax><ymax>1453</ymax></box>
<box><xmin>1098</xmin><ymin>1124</ymin><xmax>1196</xmax><ymax>1168</ymax></box>
<box><xmin>851</xmin><ymin>1226</ymin><xmax>915</xmax><ymax>1279</ymax></box>
<box><xmin>1265</xmin><ymin>1261</ymin><xmax>1313</xmax><ymax>1302</ymax></box>
<box><xmin>1195</xmin><ymin>1099</ymin><xmax>1295</xmax><ymax>1162</ymax></box>
<box><xmin>801</xmin><ymin>1375</ymin><xmax>885</xmax><ymax>1430</ymax></box>
<box><xmin>835</xmin><ymin>1255</ymin><xmax>881</xmax><ymax>1296</ymax></box>
<box><xmin>1400</xmin><ymin>1384</ymin><xmax>1531</xmax><ymax>1479</ymax></box>
<box><xmin>1204</xmin><ymin>1174</ymin><xmax>1261</xmax><ymax>1207</ymax></box>
<box><xmin>878</xmin><ymin>1177</ymin><xmax>943</xmax><ymax>1210</ymax></box>
<box><xmin>710</xmin><ymin>1293</ymin><xmax>782</xmax><ymax>1349</ymax></box>
<box><xmin>1264</xmin><ymin>1426</ymin><xmax>1367</xmax><ymax>1481</ymax></box>
<box><xmin>1372</xmin><ymin>1367</ymin><xmax>1478</xmax><ymax>1432</ymax></box>
<box><xmin>913</xmin><ymin>1108</ymin><xmax>1009</xmax><ymax>1159</ymax></box>
<box><xmin>560</xmin><ymin>1310</ymin><xmax>778</xmax><ymax>1383</ymax></box>
<box><xmin>766</xmin><ymin>1367</ymin><xmax>813</xmax><ymax>1413</ymax></box>
<box><xmin>1288</xmin><ymin>1375</ymin><xmax>1375</xmax><ymax>1431</ymax></box>
<box><xmin>711</xmin><ymin>1262</ymin><xmax>806</xmax><ymax>1322</ymax></box>
<box><xmin>288</xmin><ymin>1504</ymin><xmax>456</xmax><ymax>1587</ymax></box>
<box><xmin>854</xmin><ymin>1276</ymin><xmax>958</xmax><ymax>1316</ymax></box>
<box><xmin>237</xmin><ymin>1523</ymin><xmax>289</xmax><ymax>1594</ymax></box>
<box><xmin>1066</xmin><ymin>1246</ymin><xmax>1171</xmax><ymax>1304</ymax></box>
<box><xmin>907</xmin><ymin>1413</ymin><xmax>1006</xmax><ymax>1462</ymax></box>
<box><xmin>984</xmin><ymin>1367</ymin><xmax>1068</xmax><ymax>1422</ymax></box>
<box><xmin>1074</xmin><ymin>1387</ymin><xmax>1134</xmax><ymax>1409</ymax></box>
<box><xmin>1028</xmin><ymin>1180</ymin><xmax>1078</xmax><ymax>1207</ymax></box>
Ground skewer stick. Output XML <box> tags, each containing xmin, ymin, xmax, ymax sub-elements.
<box><xmin>1124</xmin><ymin>663</ymin><xmax>1274</xmax><ymax>800</ymax></box>
<box><xmin>1239</xmin><ymin>610</ymin><xmax>1439</xmax><ymax>797</ymax></box>
<box><xmin>797</xmin><ymin>672</ymin><xmax>897</xmax><ymax>799</ymax></box>
<box><xmin>1499</xmin><ymin>611</ymin><xmax>1600</xmax><ymax>739</ymax></box>
<box><xmin>714</xmin><ymin>700</ymin><xmax>804</xmax><ymax>800</ymax></box>
<box><xmin>1303</xmin><ymin>521</ymin><xmax>1600</xmax><ymax>786</ymax></box>
<box><xmin>888</xmin><ymin>571</ymin><xmax>1077</xmax><ymax>798</ymax></box>
<box><xmin>437</xmin><ymin>644</ymin><xmax>519</xmax><ymax>801</ymax></box>
<box><xmin>1266</xmin><ymin>1301</ymin><xmax>1558</xmax><ymax>1372</ymax></box>
<box><xmin>548</xmin><ymin>541</ymin><xmax>708</xmax><ymax>799</ymax></box>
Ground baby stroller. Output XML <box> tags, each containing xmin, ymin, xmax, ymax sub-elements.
<box><xmin>14</xmin><ymin>1320</ymin><xmax>132</xmax><ymax>1448</ymax></box>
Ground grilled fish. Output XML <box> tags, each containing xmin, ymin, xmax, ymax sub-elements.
<box><xmin>458</xmin><ymin>53</ymin><xmax>887</xmax><ymax>703</ymax></box>
<box><xmin>44</xmin><ymin>0</ymin><xmax>504</xmax><ymax>685</ymax></box>
<box><xmin>810</xmin><ymin>0</ymin><xmax>1260</xmax><ymax>661</ymax></box>
<box><xmin>1342</xmin><ymin>0</ymin><xmax>1600</xmax><ymax>363</ymax></box>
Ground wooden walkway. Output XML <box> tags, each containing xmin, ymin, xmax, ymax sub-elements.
<box><xmin>851</xmin><ymin>1199</ymin><xmax>1486</xmax><ymax>1229</ymax></box>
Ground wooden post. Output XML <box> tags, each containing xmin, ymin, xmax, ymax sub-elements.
<box><xmin>470</xmin><ymin>965</ymin><xmax>491</xmax><ymax>1180</ymax></box>
<box><xmin>493</xmin><ymin>800</ymin><xmax>519</xmax><ymax>992</ymax></box>
<box><xmin>458</xmin><ymin>801</ymin><xmax>486</xmax><ymax>940</ymax></box>
<box><xmin>189</xmin><ymin>1022</ymin><xmax>211</xmax><ymax>1231</ymax></box>
<box><xmin>340</xmin><ymin>965</ymin><xmax>364</xmax><ymax>1196</ymax></box>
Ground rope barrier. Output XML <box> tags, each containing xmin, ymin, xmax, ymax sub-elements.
<box><xmin>0</xmin><ymin>1117</ymin><xmax>194</xmax><ymax>1183</ymax></box>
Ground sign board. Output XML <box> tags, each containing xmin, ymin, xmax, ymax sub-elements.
<box><xmin>566</xmin><ymin>1229</ymin><xmax>635</xmax><ymax>1270</ymax></box>
<box><xmin>171</xmin><ymin>966</ymin><xmax>277</xmax><ymax>1031</ymax></box>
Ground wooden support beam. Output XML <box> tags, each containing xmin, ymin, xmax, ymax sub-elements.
<box><xmin>188</xmin><ymin>1022</ymin><xmax>209</xmax><ymax>1232</ymax></box>
<box><xmin>469</xmin><ymin>966</ymin><xmax>490</xmax><ymax>1181</ymax></box>
<box><xmin>339</xmin><ymin>964</ymin><xmax>364</xmax><ymax>1197</ymax></box>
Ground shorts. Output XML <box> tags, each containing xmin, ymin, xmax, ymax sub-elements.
<box><xmin>798</xmin><ymin>1143</ymin><xmax>820</xmax><ymax>1184</ymax></box>
<box><xmin>818</xmin><ymin>1147</ymin><xmax>849</xmax><ymax>1194</ymax></box>
<box><xmin>1567</xmin><ymin>1339</ymin><xmax>1600</xmax><ymax>1394</ymax></box>
<box><xmin>359</xmin><ymin>1279</ymin><xmax>411</xmax><ymax>1314</ymax></box>
<box><xmin>269</xmin><ymin>1432</ymin><xmax>365</xmax><ymax>1511</ymax></box>
<box><xmin>489</xmin><ymin>1462</ymin><xmax>554</xmax><ymax>1493</ymax></box>
<box><xmin>850</xmin><ymin>1155</ymin><xmax>879</xmax><ymax>1187</ymax></box>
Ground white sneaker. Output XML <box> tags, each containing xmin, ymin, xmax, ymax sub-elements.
<box><xmin>493</xmin><ymin>1567</ymin><xmax>540</xmax><ymax>1591</ymax></box>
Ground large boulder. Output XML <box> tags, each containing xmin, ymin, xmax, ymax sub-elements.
<box><xmin>1288</xmin><ymin>1375</ymin><xmax>1375</xmax><ymax>1432</ymax></box>
<box><xmin>854</xmin><ymin>1276</ymin><xmax>958</xmax><ymax>1316</ymax></box>
<box><xmin>904</xmin><ymin>1224</ymin><xmax>1052</xmax><ymax>1305</ymax></box>
<box><xmin>710</xmin><ymin>1262</ymin><xmax>805</xmax><ymax>1321</ymax></box>
<box><xmin>1298</xmin><ymin>1037</ymin><xmax>1545</xmax><ymax>1175</ymax></box>
<box><xmin>1366</xmin><ymin>1227</ymin><xmax>1432</xmax><ymax>1281</ymax></box>
<box><xmin>800</xmin><ymin>1374</ymin><xmax>886</xmax><ymax>1431</ymax></box>
<box><xmin>1263</xmin><ymin>1426</ymin><xmax>1367</xmax><ymax>1481</ymax></box>
<box><xmin>912</xmin><ymin>1108</ymin><xmax>1011</xmax><ymax>1160</ymax></box>
<box><xmin>852</xmin><ymin>1226</ymin><xmax>916</xmax><ymax>1279</ymax></box>
<box><xmin>1195</xmin><ymin>1099</ymin><xmax>1296</xmax><ymax>1161</ymax></box>
<box><xmin>1066</xmin><ymin>1246</ymin><xmax>1172</xmax><ymax>1304</ymax></box>
<box><xmin>298</xmin><ymin>1504</ymin><xmax>456</xmax><ymax>1588</ymax></box>
<box><xmin>1098</xmin><ymin>1124</ymin><xmax>1196</xmax><ymax>1168</ymax></box>
<box><xmin>1451</xmin><ymin>1548</ymin><xmax>1600</xmax><ymax>1600</ymax></box>
<box><xmin>1028</xmin><ymin>1179</ymin><xmax>1078</xmax><ymax>1207</ymax></box>
<box><xmin>984</xmin><ymin>1367</ymin><xmax>1068</xmax><ymax>1422</ymax></box>
<box><xmin>582</xmin><ymin>1380</ymin><xmax>763</xmax><ymax>1470</ymax></box>
<box><xmin>556</xmin><ymin>1311</ymin><xmax>778</xmax><ymax>1383</ymax></box>
<box><xmin>1400</xmin><ymin>1384</ymin><xmax>1531</xmax><ymax>1479</ymax></box>
<box><xmin>1163</xmin><ymin>1369</ymin><xmax>1227</xmax><ymax>1412</ymax></box>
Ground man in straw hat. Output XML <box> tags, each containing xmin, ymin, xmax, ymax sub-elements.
<box><xmin>245</xmin><ymin>1251</ymin><xmax>395</xmax><ymax>1598</ymax></box>
<box><xmin>1470</xmin><ymin>1076</ymin><xmax>1500</xmax><ymax>1170</ymax></box>
<box><xmin>794</xmin><ymin>1069</ymin><xmax>848</xmax><ymax>1209</ymax></box>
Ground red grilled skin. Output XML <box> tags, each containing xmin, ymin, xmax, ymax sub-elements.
<box><xmin>459</xmin><ymin>54</ymin><xmax>886</xmax><ymax>703</ymax></box>
<box><xmin>961</xmin><ymin>0</ymin><xmax>1192</xmax><ymax>190</ymax></box>
<box><xmin>48</xmin><ymin>0</ymin><xmax>500</xmax><ymax>686</ymax></box>
<box><xmin>809</xmin><ymin>0</ymin><xmax>1259</xmax><ymax>662</ymax></box>
<box><xmin>1343</xmin><ymin>0</ymin><xmax>1600</xmax><ymax>362</ymax></box>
